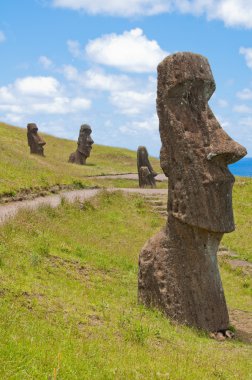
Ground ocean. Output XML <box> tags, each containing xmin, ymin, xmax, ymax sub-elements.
<box><xmin>229</xmin><ymin>157</ymin><xmax>252</xmax><ymax>177</ymax></box>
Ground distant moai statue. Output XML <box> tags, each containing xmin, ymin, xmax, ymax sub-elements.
<box><xmin>27</xmin><ymin>123</ymin><xmax>46</xmax><ymax>156</ymax></box>
<box><xmin>138</xmin><ymin>53</ymin><xmax>247</xmax><ymax>333</ymax></box>
<box><xmin>68</xmin><ymin>124</ymin><xmax>94</xmax><ymax>165</ymax></box>
<box><xmin>137</xmin><ymin>146</ymin><xmax>157</xmax><ymax>188</ymax></box>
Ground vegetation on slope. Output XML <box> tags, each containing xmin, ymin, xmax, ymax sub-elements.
<box><xmin>0</xmin><ymin>122</ymin><xmax>161</xmax><ymax>197</ymax></box>
<box><xmin>0</xmin><ymin>192</ymin><xmax>251</xmax><ymax>379</ymax></box>
<box><xmin>222</xmin><ymin>177</ymin><xmax>252</xmax><ymax>262</ymax></box>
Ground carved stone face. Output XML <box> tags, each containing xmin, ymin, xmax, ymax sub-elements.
<box><xmin>157</xmin><ymin>53</ymin><xmax>247</xmax><ymax>233</ymax></box>
<box><xmin>27</xmin><ymin>123</ymin><xmax>46</xmax><ymax>156</ymax></box>
<box><xmin>77</xmin><ymin>124</ymin><xmax>94</xmax><ymax>157</ymax></box>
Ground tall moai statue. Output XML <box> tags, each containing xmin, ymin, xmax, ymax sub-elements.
<box><xmin>137</xmin><ymin>146</ymin><xmax>157</xmax><ymax>188</ymax></box>
<box><xmin>138</xmin><ymin>53</ymin><xmax>247</xmax><ymax>333</ymax></box>
<box><xmin>27</xmin><ymin>123</ymin><xmax>46</xmax><ymax>156</ymax></box>
<box><xmin>69</xmin><ymin>124</ymin><xmax>94</xmax><ymax>165</ymax></box>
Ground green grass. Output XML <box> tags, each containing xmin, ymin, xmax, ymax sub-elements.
<box><xmin>222</xmin><ymin>177</ymin><xmax>252</xmax><ymax>262</ymax></box>
<box><xmin>0</xmin><ymin>191</ymin><xmax>251</xmax><ymax>380</ymax></box>
<box><xmin>0</xmin><ymin>122</ymin><xmax>161</xmax><ymax>198</ymax></box>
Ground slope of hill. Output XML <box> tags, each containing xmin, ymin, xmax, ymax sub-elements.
<box><xmin>0</xmin><ymin>191</ymin><xmax>251</xmax><ymax>379</ymax></box>
<box><xmin>0</xmin><ymin>122</ymin><xmax>161</xmax><ymax>197</ymax></box>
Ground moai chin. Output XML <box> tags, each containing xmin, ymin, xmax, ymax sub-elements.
<box><xmin>137</xmin><ymin>146</ymin><xmax>157</xmax><ymax>188</ymax></box>
<box><xmin>27</xmin><ymin>123</ymin><xmax>46</xmax><ymax>156</ymax></box>
<box><xmin>68</xmin><ymin>124</ymin><xmax>94</xmax><ymax>165</ymax></box>
<box><xmin>138</xmin><ymin>52</ymin><xmax>247</xmax><ymax>332</ymax></box>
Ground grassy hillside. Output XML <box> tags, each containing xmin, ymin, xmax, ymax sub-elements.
<box><xmin>0</xmin><ymin>191</ymin><xmax>251</xmax><ymax>379</ymax></box>
<box><xmin>222</xmin><ymin>177</ymin><xmax>252</xmax><ymax>262</ymax></box>
<box><xmin>0</xmin><ymin>122</ymin><xmax>161</xmax><ymax>197</ymax></box>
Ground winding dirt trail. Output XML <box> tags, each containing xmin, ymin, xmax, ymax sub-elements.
<box><xmin>0</xmin><ymin>187</ymin><xmax>167</xmax><ymax>225</ymax></box>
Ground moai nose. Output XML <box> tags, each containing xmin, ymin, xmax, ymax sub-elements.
<box><xmin>207</xmin><ymin>127</ymin><xmax>247</xmax><ymax>165</ymax></box>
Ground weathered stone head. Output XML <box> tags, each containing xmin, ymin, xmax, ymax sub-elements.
<box><xmin>137</xmin><ymin>146</ymin><xmax>157</xmax><ymax>188</ymax></box>
<box><xmin>27</xmin><ymin>123</ymin><xmax>46</xmax><ymax>156</ymax></box>
<box><xmin>138</xmin><ymin>52</ymin><xmax>247</xmax><ymax>333</ymax></box>
<box><xmin>157</xmin><ymin>53</ymin><xmax>246</xmax><ymax>232</ymax></box>
<box><xmin>69</xmin><ymin>124</ymin><xmax>94</xmax><ymax>165</ymax></box>
<box><xmin>77</xmin><ymin>124</ymin><xmax>94</xmax><ymax>157</ymax></box>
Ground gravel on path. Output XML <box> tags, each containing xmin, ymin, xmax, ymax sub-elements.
<box><xmin>0</xmin><ymin>188</ymin><xmax>167</xmax><ymax>225</ymax></box>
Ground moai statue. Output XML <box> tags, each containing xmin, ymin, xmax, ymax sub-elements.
<box><xmin>27</xmin><ymin>123</ymin><xmax>46</xmax><ymax>156</ymax></box>
<box><xmin>137</xmin><ymin>146</ymin><xmax>157</xmax><ymax>188</ymax></box>
<box><xmin>69</xmin><ymin>124</ymin><xmax>94</xmax><ymax>165</ymax></box>
<box><xmin>138</xmin><ymin>53</ymin><xmax>247</xmax><ymax>333</ymax></box>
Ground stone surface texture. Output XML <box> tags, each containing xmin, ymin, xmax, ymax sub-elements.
<box><xmin>138</xmin><ymin>52</ymin><xmax>247</xmax><ymax>332</ymax></box>
<box><xmin>27</xmin><ymin>123</ymin><xmax>46</xmax><ymax>156</ymax></box>
<box><xmin>137</xmin><ymin>146</ymin><xmax>157</xmax><ymax>188</ymax></box>
<box><xmin>69</xmin><ymin>124</ymin><xmax>94</xmax><ymax>165</ymax></box>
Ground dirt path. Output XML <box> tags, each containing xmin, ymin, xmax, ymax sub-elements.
<box><xmin>0</xmin><ymin>187</ymin><xmax>167</xmax><ymax>225</ymax></box>
<box><xmin>90</xmin><ymin>173</ymin><xmax>168</xmax><ymax>182</ymax></box>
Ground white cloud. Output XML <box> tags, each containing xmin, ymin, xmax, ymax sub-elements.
<box><xmin>61</xmin><ymin>65</ymin><xmax>133</xmax><ymax>92</ymax></box>
<box><xmin>236</xmin><ymin>88</ymin><xmax>252</xmax><ymax>99</ymax></box>
<box><xmin>0</xmin><ymin>104</ymin><xmax>23</xmax><ymax>113</ymax></box>
<box><xmin>67</xmin><ymin>39</ymin><xmax>82</xmax><ymax>58</ymax></box>
<box><xmin>110</xmin><ymin>90</ymin><xmax>154</xmax><ymax>115</ymax></box>
<box><xmin>52</xmin><ymin>1</ymin><xmax>252</xmax><ymax>29</ymax></box>
<box><xmin>4</xmin><ymin>113</ymin><xmax>24</xmax><ymax>124</ymax></box>
<box><xmin>178</xmin><ymin>0</ymin><xmax>252</xmax><ymax>29</ymax></box>
<box><xmin>31</xmin><ymin>96</ymin><xmax>91</xmax><ymax>114</ymax></box>
<box><xmin>120</xmin><ymin>114</ymin><xmax>159</xmax><ymax>135</ymax></box>
<box><xmin>0</xmin><ymin>75</ymin><xmax>91</xmax><ymax>122</ymax></box>
<box><xmin>233</xmin><ymin>104</ymin><xmax>252</xmax><ymax>113</ymax></box>
<box><xmin>85</xmin><ymin>28</ymin><xmax>168</xmax><ymax>73</ymax></box>
<box><xmin>0</xmin><ymin>31</ymin><xmax>6</xmax><ymax>43</ymax></box>
<box><xmin>239</xmin><ymin>117</ymin><xmax>252</xmax><ymax>128</ymax></box>
<box><xmin>0</xmin><ymin>86</ymin><xmax>15</xmax><ymax>103</ymax></box>
<box><xmin>15</xmin><ymin>76</ymin><xmax>60</xmax><ymax>97</ymax></box>
<box><xmin>39</xmin><ymin>56</ymin><xmax>53</xmax><ymax>69</ymax></box>
<box><xmin>83</xmin><ymin>69</ymin><xmax>133</xmax><ymax>91</ymax></box>
<box><xmin>240</xmin><ymin>47</ymin><xmax>252</xmax><ymax>69</ymax></box>
<box><xmin>217</xmin><ymin>99</ymin><xmax>228</xmax><ymax>108</ymax></box>
<box><xmin>52</xmin><ymin>0</ymin><xmax>170</xmax><ymax>17</ymax></box>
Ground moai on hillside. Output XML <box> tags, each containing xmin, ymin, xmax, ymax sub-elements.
<box><xmin>138</xmin><ymin>53</ymin><xmax>247</xmax><ymax>334</ymax></box>
<box><xmin>27</xmin><ymin>123</ymin><xmax>46</xmax><ymax>156</ymax></box>
<box><xmin>68</xmin><ymin>124</ymin><xmax>94</xmax><ymax>165</ymax></box>
<box><xmin>137</xmin><ymin>146</ymin><xmax>157</xmax><ymax>188</ymax></box>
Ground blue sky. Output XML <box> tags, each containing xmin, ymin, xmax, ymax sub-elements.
<box><xmin>0</xmin><ymin>0</ymin><xmax>252</xmax><ymax>156</ymax></box>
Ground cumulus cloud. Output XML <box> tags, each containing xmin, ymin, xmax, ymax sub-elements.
<box><xmin>217</xmin><ymin>99</ymin><xmax>228</xmax><ymax>108</ymax></box>
<box><xmin>0</xmin><ymin>31</ymin><xmax>6</xmax><ymax>43</ymax></box>
<box><xmin>67</xmin><ymin>39</ymin><xmax>83</xmax><ymax>58</ymax></box>
<box><xmin>52</xmin><ymin>0</ymin><xmax>170</xmax><ymax>17</ymax></box>
<box><xmin>39</xmin><ymin>56</ymin><xmax>53</xmax><ymax>69</ymax></box>
<box><xmin>85</xmin><ymin>28</ymin><xmax>168</xmax><ymax>73</ymax></box>
<box><xmin>233</xmin><ymin>104</ymin><xmax>252</xmax><ymax>113</ymax></box>
<box><xmin>52</xmin><ymin>1</ymin><xmax>252</xmax><ymax>29</ymax></box>
<box><xmin>119</xmin><ymin>114</ymin><xmax>159</xmax><ymax>135</ymax></box>
<box><xmin>61</xmin><ymin>65</ymin><xmax>133</xmax><ymax>92</ymax></box>
<box><xmin>110</xmin><ymin>90</ymin><xmax>154</xmax><ymax>115</ymax></box>
<box><xmin>14</xmin><ymin>76</ymin><xmax>60</xmax><ymax>97</ymax></box>
<box><xmin>0</xmin><ymin>75</ymin><xmax>91</xmax><ymax>122</ymax></box>
<box><xmin>239</xmin><ymin>47</ymin><xmax>252</xmax><ymax>69</ymax></box>
<box><xmin>236</xmin><ymin>88</ymin><xmax>252</xmax><ymax>99</ymax></box>
<box><xmin>30</xmin><ymin>96</ymin><xmax>91</xmax><ymax>114</ymax></box>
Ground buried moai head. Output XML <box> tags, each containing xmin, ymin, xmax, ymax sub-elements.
<box><xmin>157</xmin><ymin>52</ymin><xmax>247</xmax><ymax>232</ymax></box>
<box><xmin>27</xmin><ymin>123</ymin><xmax>46</xmax><ymax>156</ymax></box>
<box><xmin>77</xmin><ymin>124</ymin><xmax>94</xmax><ymax>158</ymax></box>
<box><xmin>68</xmin><ymin>124</ymin><xmax>94</xmax><ymax>165</ymax></box>
<box><xmin>137</xmin><ymin>146</ymin><xmax>157</xmax><ymax>188</ymax></box>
